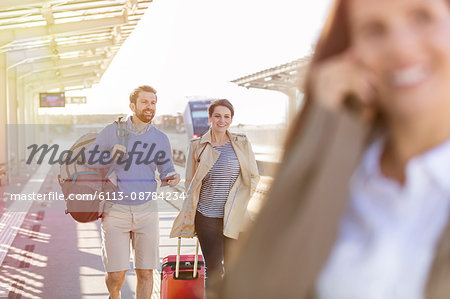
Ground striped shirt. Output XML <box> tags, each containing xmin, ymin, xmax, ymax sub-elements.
<box><xmin>197</xmin><ymin>141</ymin><xmax>241</xmax><ymax>218</ymax></box>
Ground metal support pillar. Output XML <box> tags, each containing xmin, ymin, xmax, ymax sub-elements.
<box><xmin>7</xmin><ymin>66</ymin><xmax>19</xmax><ymax>175</ymax></box>
<box><xmin>31</xmin><ymin>91</ymin><xmax>40</xmax><ymax>145</ymax></box>
<box><xmin>285</xmin><ymin>89</ymin><xmax>298</xmax><ymax>126</ymax></box>
<box><xmin>0</xmin><ymin>53</ymin><xmax>8</xmax><ymax>183</ymax></box>
<box><xmin>16</xmin><ymin>79</ymin><xmax>26</xmax><ymax>165</ymax></box>
<box><xmin>23</xmin><ymin>88</ymin><xmax>32</xmax><ymax>150</ymax></box>
<box><xmin>31</xmin><ymin>91</ymin><xmax>46</xmax><ymax>146</ymax></box>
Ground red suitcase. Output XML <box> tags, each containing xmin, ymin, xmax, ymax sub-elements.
<box><xmin>161</xmin><ymin>237</ymin><xmax>205</xmax><ymax>299</ymax></box>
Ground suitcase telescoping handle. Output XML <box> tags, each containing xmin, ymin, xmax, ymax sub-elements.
<box><xmin>175</xmin><ymin>237</ymin><xmax>200</xmax><ymax>279</ymax></box>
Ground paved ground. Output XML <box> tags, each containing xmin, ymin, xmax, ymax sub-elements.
<box><xmin>0</xmin><ymin>163</ymin><xmax>197</xmax><ymax>299</ymax></box>
<box><xmin>0</xmin><ymin>130</ymin><xmax>272</xmax><ymax>299</ymax></box>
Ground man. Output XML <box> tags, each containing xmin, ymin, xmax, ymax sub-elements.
<box><xmin>88</xmin><ymin>85</ymin><xmax>180</xmax><ymax>299</ymax></box>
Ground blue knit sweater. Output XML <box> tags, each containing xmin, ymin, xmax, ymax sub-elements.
<box><xmin>87</xmin><ymin>118</ymin><xmax>175</xmax><ymax>205</ymax></box>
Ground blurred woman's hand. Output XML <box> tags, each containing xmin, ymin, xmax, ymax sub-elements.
<box><xmin>311</xmin><ymin>49</ymin><xmax>377</xmax><ymax>111</ymax></box>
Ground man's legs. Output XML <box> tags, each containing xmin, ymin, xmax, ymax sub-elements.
<box><xmin>105</xmin><ymin>270</ymin><xmax>127</xmax><ymax>299</ymax></box>
<box><xmin>101</xmin><ymin>202</ymin><xmax>133</xmax><ymax>298</ymax></box>
<box><xmin>131</xmin><ymin>203</ymin><xmax>159</xmax><ymax>298</ymax></box>
<box><xmin>135</xmin><ymin>269</ymin><xmax>153</xmax><ymax>299</ymax></box>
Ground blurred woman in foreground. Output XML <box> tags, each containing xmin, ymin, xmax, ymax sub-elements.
<box><xmin>224</xmin><ymin>0</ymin><xmax>450</xmax><ymax>298</ymax></box>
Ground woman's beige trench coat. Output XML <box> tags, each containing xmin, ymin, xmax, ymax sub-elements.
<box><xmin>170</xmin><ymin>129</ymin><xmax>260</xmax><ymax>239</ymax></box>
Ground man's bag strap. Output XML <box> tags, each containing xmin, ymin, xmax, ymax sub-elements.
<box><xmin>115</xmin><ymin>116</ymin><xmax>129</xmax><ymax>149</ymax></box>
<box><xmin>104</xmin><ymin>117</ymin><xmax>129</xmax><ymax>179</ymax></box>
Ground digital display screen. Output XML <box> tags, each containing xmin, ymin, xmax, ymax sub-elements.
<box><xmin>191</xmin><ymin>101</ymin><xmax>210</xmax><ymax>110</ymax></box>
<box><xmin>191</xmin><ymin>110</ymin><xmax>208</xmax><ymax>118</ymax></box>
<box><xmin>40</xmin><ymin>92</ymin><xmax>65</xmax><ymax>107</ymax></box>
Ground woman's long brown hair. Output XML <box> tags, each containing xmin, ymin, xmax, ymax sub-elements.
<box><xmin>283</xmin><ymin>0</ymin><xmax>351</xmax><ymax>155</ymax></box>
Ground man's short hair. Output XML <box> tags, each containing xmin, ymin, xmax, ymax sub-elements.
<box><xmin>208</xmin><ymin>99</ymin><xmax>234</xmax><ymax>118</ymax></box>
<box><xmin>129</xmin><ymin>85</ymin><xmax>157</xmax><ymax>104</ymax></box>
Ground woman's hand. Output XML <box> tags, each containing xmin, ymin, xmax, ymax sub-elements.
<box><xmin>311</xmin><ymin>49</ymin><xmax>377</xmax><ymax>112</ymax></box>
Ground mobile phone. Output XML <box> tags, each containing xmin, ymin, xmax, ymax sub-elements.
<box><xmin>160</xmin><ymin>174</ymin><xmax>177</xmax><ymax>187</ymax></box>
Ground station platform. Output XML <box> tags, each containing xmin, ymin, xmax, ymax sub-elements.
<box><xmin>0</xmin><ymin>163</ymin><xmax>198</xmax><ymax>299</ymax></box>
<box><xmin>0</xmin><ymin>159</ymin><xmax>270</xmax><ymax>298</ymax></box>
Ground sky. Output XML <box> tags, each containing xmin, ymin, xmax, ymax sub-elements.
<box><xmin>39</xmin><ymin>0</ymin><xmax>333</xmax><ymax>125</ymax></box>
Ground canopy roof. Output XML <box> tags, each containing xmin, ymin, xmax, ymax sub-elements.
<box><xmin>2</xmin><ymin>0</ymin><xmax>152</xmax><ymax>91</ymax></box>
<box><xmin>231</xmin><ymin>57</ymin><xmax>310</xmax><ymax>94</ymax></box>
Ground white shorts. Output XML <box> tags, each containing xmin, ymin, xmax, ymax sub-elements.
<box><xmin>101</xmin><ymin>200</ymin><xmax>159</xmax><ymax>272</ymax></box>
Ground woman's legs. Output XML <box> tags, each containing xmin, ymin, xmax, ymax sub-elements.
<box><xmin>223</xmin><ymin>236</ymin><xmax>235</xmax><ymax>276</ymax></box>
<box><xmin>195</xmin><ymin>211</ymin><xmax>225</xmax><ymax>297</ymax></box>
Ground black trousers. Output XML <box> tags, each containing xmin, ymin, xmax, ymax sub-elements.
<box><xmin>195</xmin><ymin>211</ymin><xmax>234</xmax><ymax>297</ymax></box>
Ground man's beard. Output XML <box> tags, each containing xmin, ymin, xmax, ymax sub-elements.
<box><xmin>135</xmin><ymin>108</ymin><xmax>154</xmax><ymax>123</ymax></box>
